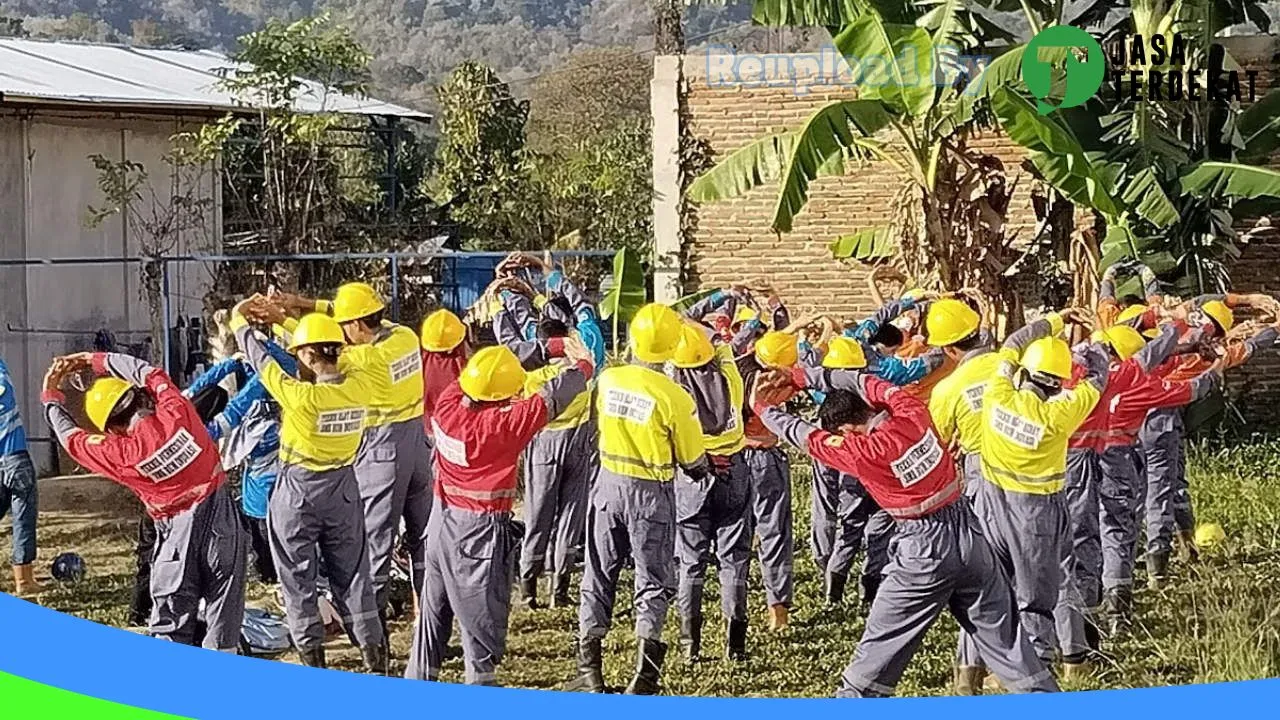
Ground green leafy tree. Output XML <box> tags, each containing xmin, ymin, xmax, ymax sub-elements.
<box><xmin>994</xmin><ymin>0</ymin><xmax>1280</xmax><ymax>297</ymax></box>
<box><xmin>431</xmin><ymin>61</ymin><xmax>539</xmax><ymax>250</ymax></box>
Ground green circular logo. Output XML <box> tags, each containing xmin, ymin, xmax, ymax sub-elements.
<box><xmin>1022</xmin><ymin>25</ymin><xmax>1105</xmax><ymax>114</ymax></box>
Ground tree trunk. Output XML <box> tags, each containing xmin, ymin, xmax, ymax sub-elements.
<box><xmin>141</xmin><ymin>259</ymin><xmax>167</xmax><ymax>369</ymax></box>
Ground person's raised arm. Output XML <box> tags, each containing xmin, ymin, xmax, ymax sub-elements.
<box><xmin>1132</xmin><ymin>323</ymin><xmax>1180</xmax><ymax>373</ymax></box>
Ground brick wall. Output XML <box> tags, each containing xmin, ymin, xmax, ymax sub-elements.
<box><xmin>677</xmin><ymin>37</ymin><xmax>1280</xmax><ymax>427</ymax></box>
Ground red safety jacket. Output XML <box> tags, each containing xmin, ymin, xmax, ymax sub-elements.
<box><xmin>1069</xmin><ymin>360</ymin><xmax>1195</xmax><ymax>452</ymax></box>
<box><xmin>421</xmin><ymin>348</ymin><xmax>467</xmax><ymax>432</ymax></box>
<box><xmin>44</xmin><ymin>354</ymin><xmax>224</xmax><ymax>521</ymax></box>
<box><xmin>430</xmin><ymin>360</ymin><xmax>592</xmax><ymax>513</ymax></box>
<box><xmin>758</xmin><ymin>375</ymin><xmax>960</xmax><ymax>521</ymax></box>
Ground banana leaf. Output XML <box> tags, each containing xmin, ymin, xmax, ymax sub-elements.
<box><xmin>830</xmin><ymin>226</ymin><xmax>896</xmax><ymax>259</ymax></box>
<box><xmin>831</xmin><ymin>14</ymin><xmax>935</xmax><ymax>117</ymax></box>
<box><xmin>1181</xmin><ymin>161</ymin><xmax>1280</xmax><ymax>200</ymax></box>
<box><xmin>599</xmin><ymin>247</ymin><xmax>647</xmax><ymax>355</ymax></box>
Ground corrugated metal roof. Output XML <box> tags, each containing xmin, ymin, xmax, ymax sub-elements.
<box><xmin>0</xmin><ymin>38</ymin><xmax>429</xmax><ymax>119</ymax></box>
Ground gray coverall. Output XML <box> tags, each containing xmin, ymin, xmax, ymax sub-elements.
<box><xmin>580</xmin><ymin>469</ymin><xmax>680</xmax><ymax>642</ymax></box>
<box><xmin>758</xmin><ymin>373</ymin><xmax>1057</xmax><ymax>697</ymax></box>
<box><xmin>270</xmin><ymin>464</ymin><xmax>384</xmax><ymax>652</ymax></box>
<box><xmin>669</xmin><ymin>350</ymin><xmax>753</xmax><ymax>630</ymax></box>
<box><xmin>237</xmin><ymin>324</ymin><xmax>385</xmax><ymax>655</ymax></box>
<box><xmin>152</xmin><ymin>485</ymin><xmax>246</xmax><ymax>650</ymax></box>
<box><xmin>1141</xmin><ymin>408</ymin><xmax>1189</xmax><ymax>554</ymax></box>
<box><xmin>958</xmin><ymin>330</ymin><xmax>1109</xmax><ymax>668</ymax></box>
<box><xmin>810</xmin><ymin>461</ymin><xmax>872</xmax><ymax>579</ymax></box>
<box><xmin>407</xmin><ymin>366</ymin><xmax>587</xmax><ymax>685</ymax></box>
<box><xmin>1058</xmin><ymin>447</ymin><xmax>1101</xmax><ymax>657</ymax></box>
<box><xmin>352</xmin><ymin>326</ymin><xmax>433</xmax><ymax>612</ymax></box>
<box><xmin>744</xmin><ymin>446</ymin><xmax>794</xmax><ymax>608</ymax></box>
<box><xmin>520</xmin><ymin>419</ymin><xmax>596</xmax><ymax>585</ymax></box>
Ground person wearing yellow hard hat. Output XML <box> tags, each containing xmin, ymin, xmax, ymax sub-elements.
<box><xmin>406</xmin><ymin>338</ymin><xmax>595</xmax><ymax>686</ymax></box>
<box><xmin>682</xmin><ymin>285</ymin><xmax>754</xmax><ymax>345</ymax></box>
<box><xmin>1096</xmin><ymin>259</ymin><xmax>1163</xmax><ymax>330</ymax></box>
<box><xmin>230</xmin><ymin>299</ymin><xmax>387</xmax><ymax>673</ymax></box>
<box><xmin>567</xmin><ymin>303</ymin><xmax>708</xmax><ymax>695</ymax></box>
<box><xmin>420</xmin><ymin>308</ymin><xmax>469</xmax><ymax>431</ymax></box>
<box><xmin>664</xmin><ymin>322</ymin><xmax>753</xmax><ymax>662</ymax></box>
<box><xmin>511</xmin><ymin>312</ymin><xmax>600</xmax><ymax>611</ymax></box>
<box><xmin>741</xmin><ymin>328</ymin><xmax>803</xmax><ymax>631</ymax></box>
<box><xmin>271</xmin><ymin>282</ymin><xmax>430</xmax><ymax>619</ymax></box>
<box><xmin>42</xmin><ymin>348</ymin><xmax>248</xmax><ymax>652</ymax></box>
<box><xmin>804</xmin><ymin>334</ymin><xmax>880</xmax><ymax>608</ymax></box>
<box><xmin>1140</xmin><ymin>300</ymin><xmax>1280</xmax><ymax>588</ymax></box>
<box><xmin>955</xmin><ymin>308</ymin><xmax>1109</xmax><ymax>694</ymax></box>
<box><xmin>1056</xmin><ymin>319</ymin><xmax>1219</xmax><ymax>652</ymax></box>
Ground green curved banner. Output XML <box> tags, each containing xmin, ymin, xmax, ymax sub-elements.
<box><xmin>0</xmin><ymin>671</ymin><xmax>188</xmax><ymax>719</ymax></box>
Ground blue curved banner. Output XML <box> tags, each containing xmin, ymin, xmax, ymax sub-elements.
<box><xmin>1</xmin><ymin>593</ymin><xmax>1277</xmax><ymax>717</ymax></box>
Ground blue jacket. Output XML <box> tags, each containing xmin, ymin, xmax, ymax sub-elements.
<box><xmin>842</xmin><ymin>297</ymin><xmax>943</xmax><ymax>386</ymax></box>
<box><xmin>0</xmin><ymin>358</ymin><xmax>28</xmax><ymax>457</ymax></box>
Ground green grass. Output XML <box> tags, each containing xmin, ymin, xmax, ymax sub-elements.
<box><xmin>6</xmin><ymin>440</ymin><xmax>1280</xmax><ymax>695</ymax></box>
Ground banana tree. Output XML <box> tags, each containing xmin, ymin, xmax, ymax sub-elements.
<box><xmin>686</xmin><ymin>2</ymin><xmax>1076</xmax><ymax>323</ymax></box>
<box><xmin>994</xmin><ymin>0</ymin><xmax>1280</xmax><ymax>298</ymax></box>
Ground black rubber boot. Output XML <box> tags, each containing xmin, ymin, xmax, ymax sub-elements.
<box><xmin>564</xmin><ymin>637</ymin><xmax>605</xmax><ymax>693</ymax></box>
<box><xmin>825</xmin><ymin>571</ymin><xmax>849</xmax><ymax>606</ymax></box>
<box><xmin>680</xmin><ymin>614</ymin><xmax>703</xmax><ymax>662</ymax></box>
<box><xmin>361</xmin><ymin>644</ymin><xmax>389</xmax><ymax>675</ymax></box>
<box><xmin>551</xmin><ymin>572</ymin><xmax>572</xmax><ymax>608</ymax></box>
<box><xmin>299</xmin><ymin>647</ymin><xmax>326</xmax><ymax>669</ymax></box>
<box><xmin>726</xmin><ymin>619</ymin><xmax>748</xmax><ymax>662</ymax></box>
<box><xmin>624</xmin><ymin>638</ymin><xmax>668</xmax><ymax>695</ymax></box>
<box><xmin>1084</xmin><ymin>615</ymin><xmax>1102</xmax><ymax>653</ymax></box>
<box><xmin>1146</xmin><ymin>551</ymin><xmax>1171</xmax><ymax>590</ymax></box>
<box><xmin>520</xmin><ymin>577</ymin><xmax>540</xmax><ymax>610</ymax></box>
<box><xmin>1103</xmin><ymin>587</ymin><xmax>1133</xmax><ymax>636</ymax></box>
<box><xmin>861</xmin><ymin>575</ymin><xmax>881</xmax><ymax>611</ymax></box>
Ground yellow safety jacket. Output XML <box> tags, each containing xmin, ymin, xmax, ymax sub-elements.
<box><xmin>979</xmin><ymin>317</ymin><xmax>1101</xmax><ymax>495</ymax></box>
<box><xmin>524</xmin><ymin>362</ymin><xmax>593</xmax><ymax>431</ymax></box>
<box><xmin>928</xmin><ymin>350</ymin><xmax>1001</xmax><ymax>455</ymax></box>
<box><xmin>233</xmin><ymin>318</ymin><xmax>373</xmax><ymax>472</ymax></box>
<box><xmin>315</xmin><ymin>301</ymin><xmax>424</xmax><ymax>429</ymax></box>
<box><xmin>701</xmin><ymin>345</ymin><xmax>746</xmax><ymax>456</ymax></box>
<box><xmin>596</xmin><ymin>364</ymin><xmax>705</xmax><ymax>481</ymax></box>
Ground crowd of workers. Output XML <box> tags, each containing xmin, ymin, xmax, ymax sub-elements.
<box><xmin>8</xmin><ymin>251</ymin><xmax>1279</xmax><ymax>696</ymax></box>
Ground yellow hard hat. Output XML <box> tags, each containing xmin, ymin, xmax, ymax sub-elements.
<box><xmin>755</xmin><ymin>331</ymin><xmax>799</xmax><ymax>369</ymax></box>
<box><xmin>420</xmin><ymin>309</ymin><xmax>466</xmax><ymax>352</ymax></box>
<box><xmin>903</xmin><ymin>288</ymin><xmax>926</xmax><ymax>301</ymax></box>
<box><xmin>732</xmin><ymin>305</ymin><xmax>759</xmax><ymax>326</ymax></box>
<box><xmin>288</xmin><ymin>313</ymin><xmax>347</xmax><ymax>353</ymax></box>
<box><xmin>926</xmin><ymin>298</ymin><xmax>981</xmax><ymax>347</ymax></box>
<box><xmin>822</xmin><ymin>336</ymin><xmax>868</xmax><ymax>369</ymax></box>
<box><xmin>1094</xmin><ymin>325</ymin><xmax>1147</xmax><ymax>361</ymax></box>
<box><xmin>458</xmin><ymin>345</ymin><xmax>525</xmax><ymax>402</ymax></box>
<box><xmin>1115</xmin><ymin>304</ymin><xmax>1148</xmax><ymax>326</ymax></box>
<box><xmin>85</xmin><ymin>377</ymin><xmax>134</xmax><ymax>431</ymax></box>
<box><xmin>672</xmin><ymin>324</ymin><xmax>715</xmax><ymax>368</ymax></box>
<box><xmin>331</xmin><ymin>282</ymin><xmax>386</xmax><ymax>324</ymax></box>
<box><xmin>1021</xmin><ymin>336</ymin><xmax>1073</xmax><ymax>379</ymax></box>
<box><xmin>1202</xmin><ymin>300</ymin><xmax>1234</xmax><ymax>333</ymax></box>
<box><xmin>1194</xmin><ymin>522</ymin><xmax>1226</xmax><ymax>548</ymax></box>
<box><xmin>630</xmin><ymin>303</ymin><xmax>684</xmax><ymax>363</ymax></box>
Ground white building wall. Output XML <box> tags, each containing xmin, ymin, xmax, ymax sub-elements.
<box><xmin>0</xmin><ymin>111</ymin><xmax>220</xmax><ymax>474</ymax></box>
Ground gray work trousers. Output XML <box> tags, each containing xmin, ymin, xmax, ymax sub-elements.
<box><xmin>354</xmin><ymin>419</ymin><xmax>433</xmax><ymax>610</ymax></box>
<box><xmin>520</xmin><ymin>421</ymin><xmax>595</xmax><ymax>581</ymax></box>
<box><xmin>838</xmin><ymin>501</ymin><xmax>1059</xmax><ymax>697</ymax></box>
<box><xmin>961</xmin><ymin>453</ymin><xmax>985</xmax><ymax>499</ymax></box>
<box><xmin>957</xmin><ymin>479</ymin><xmax>1074</xmax><ymax>666</ymax></box>
<box><xmin>676</xmin><ymin>453</ymin><xmax>752</xmax><ymax>624</ymax></box>
<box><xmin>269</xmin><ymin>464</ymin><xmax>384</xmax><ymax>653</ymax></box>
<box><xmin>406</xmin><ymin>503</ymin><xmax>515</xmax><ymax>685</ymax></box>
<box><xmin>1100</xmin><ymin>445</ymin><xmax>1144</xmax><ymax>592</ymax></box>
<box><xmin>149</xmin><ymin>484</ymin><xmax>247</xmax><ymax>651</ymax></box>
<box><xmin>744</xmin><ymin>446</ymin><xmax>793</xmax><ymax>607</ymax></box>
<box><xmin>578</xmin><ymin>470</ymin><xmax>676</xmax><ymax>642</ymax></box>
<box><xmin>1141</xmin><ymin>408</ymin><xmax>1190</xmax><ymax>555</ymax></box>
<box><xmin>862</xmin><ymin>510</ymin><xmax>896</xmax><ymax>599</ymax></box>
<box><xmin>810</xmin><ymin>460</ymin><xmax>872</xmax><ymax>577</ymax></box>
<box><xmin>1057</xmin><ymin>448</ymin><xmax>1101</xmax><ymax>659</ymax></box>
